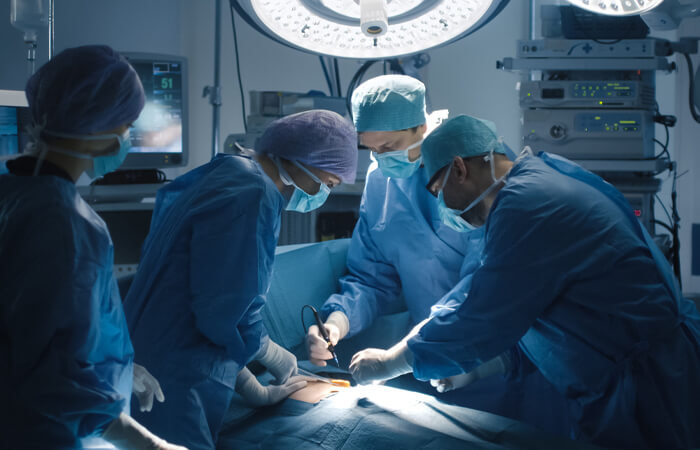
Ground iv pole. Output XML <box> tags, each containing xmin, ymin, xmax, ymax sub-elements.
<box><xmin>204</xmin><ymin>0</ymin><xmax>223</xmax><ymax>158</ymax></box>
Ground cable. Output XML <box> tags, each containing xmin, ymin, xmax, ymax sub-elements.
<box><xmin>653</xmin><ymin>219</ymin><xmax>673</xmax><ymax>234</ymax></box>
<box><xmin>682</xmin><ymin>53</ymin><xmax>700</xmax><ymax>124</ymax></box>
<box><xmin>670</xmin><ymin>161</ymin><xmax>681</xmax><ymax>289</ymax></box>
<box><xmin>333</xmin><ymin>58</ymin><xmax>342</xmax><ymax>98</ymax></box>
<box><xmin>229</xmin><ymin>5</ymin><xmax>247</xmax><ymax>132</ymax></box>
<box><xmin>655</xmin><ymin>194</ymin><xmax>673</xmax><ymax>225</ymax></box>
<box><xmin>345</xmin><ymin>60</ymin><xmax>376</xmax><ymax>119</ymax></box>
<box><xmin>319</xmin><ymin>57</ymin><xmax>333</xmax><ymax>95</ymax></box>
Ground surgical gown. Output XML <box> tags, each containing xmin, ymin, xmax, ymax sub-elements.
<box><xmin>124</xmin><ymin>154</ymin><xmax>284</xmax><ymax>450</ymax></box>
<box><xmin>408</xmin><ymin>152</ymin><xmax>700</xmax><ymax>449</ymax></box>
<box><xmin>322</xmin><ymin>163</ymin><xmax>572</xmax><ymax>435</ymax></box>
<box><xmin>0</xmin><ymin>156</ymin><xmax>134</xmax><ymax>449</ymax></box>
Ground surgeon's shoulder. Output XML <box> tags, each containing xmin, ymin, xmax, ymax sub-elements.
<box><xmin>212</xmin><ymin>154</ymin><xmax>283</xmax><ymax>214</ymax></box>
<box><xmin>497</xmin><ymin>157</ymin><xmax>559</xmax><ymax>210</ymax></box>
<box><xmin>39</xmin><ymin>181</ymin><xmax>112</xmax><ymax>253</ymax></box>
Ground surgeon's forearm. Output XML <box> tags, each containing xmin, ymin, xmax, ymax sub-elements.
<box><xmin>398</xmin><ymin>318</ymin><xmax>430</xmax><ymax>345</ymax></box>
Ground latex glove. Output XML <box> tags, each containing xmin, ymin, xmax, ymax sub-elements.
<box><xmin>133</xmin><ymin>364</ymin><xmax>165</xmax><ymax>412</ymax></box>
<box><xmin>349</xmin><ymin>341</ymin><xmax>413</xmax><ymax>385</ymax></box>
<box><xmin>430</xmin><ymin>354</ymin><xmax>508</xmax><ymax>393</ymax></box>
<box><xmin>102</xmin><ymin>413</ymin><xmax>188</xmax><ymax>450</ymax></box>
<box><xmin>235</xmin><ymin>367</ymin><xmax>307</xmax><ymax>407</ymax></box>
<box><xmin>255</xmin><ymin>339</ymin><xmax>297</xmax><ymax>384</ymax></box>
<box><xmin>306</xmin><ymin>311</ymin><xmax>349</xmax><ymax>367</ymax></box>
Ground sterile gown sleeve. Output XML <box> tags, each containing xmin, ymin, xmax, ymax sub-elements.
<box><xmin>408</xmin><ymin>185</ymin><xmax>602</xmax><ymax>381</ymax></box>
<box><xmin>321</xmin><ymin>188</ymin><xmax>404</xmax><ymax>338</ymax></box>
<box><xmin>2</xmin><ymin>195</ymin><xmax>133</xmax><ymax>447</ymax></box>
<box><xmin>188</xmin><ymin>196</ymin><xmax>275</xmax><ymax>367</ymax></box>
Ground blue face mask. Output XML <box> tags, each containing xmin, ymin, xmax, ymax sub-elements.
<box><xmin>436</xmin><ymin>149</ymin><xmax>506</xmax><ymax>233</ymax></box>
<box><xmin>372</xmin><ymin>139</ymin><xmax>423</xmax><ymax>178</ymax></box>
<box><xmin>274</xmin><ymin>157</ymin><xmax>331</xmax><ymax>213</ymax></box>
<box><xmin>41</xmin><ymin>129</ymin><xmax>132</xmax><ymax>178</ymax></box>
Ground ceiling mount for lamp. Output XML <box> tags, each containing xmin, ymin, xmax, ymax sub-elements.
<box><xmin>231</xmin><ymin>0</ymin><xmax>510</xmax><ymax>59</ymax></box>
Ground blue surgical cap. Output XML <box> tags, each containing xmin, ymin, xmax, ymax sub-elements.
<box><xmin>257</xmin><ymin>110</ymin><xmax>358</xmax><ymax>184</ymax></box>
<box><xmin>25</xmin><ymin>45</ymin><xmax>145</xmax><ymax>134</ymax></box>
<box><xmin>422</xmin><ymin>115</ymin><xmax>507</xmax><ymax>180</ymax></box>
<box><xmin>351</xmin><ymin>75</ymin><xmax>426</xmax><ymax>132</ymax></box>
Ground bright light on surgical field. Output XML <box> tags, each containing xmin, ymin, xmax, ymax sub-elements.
<box><xmin>231</xmin><ymin>0</ymin><xmax>509</xmax><ymax>59</ymax></box>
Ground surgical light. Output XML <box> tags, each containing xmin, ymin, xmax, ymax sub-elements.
<box><xmin>565</xmin><ymin>0</ymin><xmax>700</xmax><ymax>31</ymax></box>
<box><xmin>565</xmin><ymin>0</ymin><xmax>664</xmax><ymax>16</ymax></box>
<box><xmin>230</xmin><ymin>0</ymin><xmax>510</xmax><ymax>59</ymax></box>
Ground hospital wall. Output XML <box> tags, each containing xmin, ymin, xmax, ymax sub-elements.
<box><xmin>1</xmin><ymin>0</ymin><xmax>700</xmax><ymax>294</ymax></box>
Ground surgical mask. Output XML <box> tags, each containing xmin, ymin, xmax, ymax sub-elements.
<box><xmin>274</xmin><ymin>157</ymin><xmax>330</xmax><ymax>213</ymax></box>
<box><xmin>372</xmin><ymin>139</ymin><xmax>423</xmax><ymax>178</ymax></box>
<box><xmin>41</xmin><ymin>129</ymin><xmax>132</xmax><ymax>178</ymax></box>
<box><xmin>436</xmin><ymin>148</ymin><xmax>506</xmax><ymax>233</ymax></box>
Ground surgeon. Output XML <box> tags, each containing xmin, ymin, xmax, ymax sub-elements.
<box><xmin>305</xmin><ymin>75</ymin><xmax>569</xmax><ymax>434</ymax></box>
<box><xmin>124</xmin><ymin>110</ymin><xmax>358</xmax><ymax>450</ymax></box>
<box><xmin>0</xmin><ymin>45</ymin><xmax>185</xmax><ymax>449</ymax></box>
<box><xmin>305</xmin><ymin>75</ymin><xmax>478</xmax><ymax>364</ymax></box>
<box><xmin>351</xmin><ymin>114</ymin><xmax>700</xmax><ymax>449</ymax></box>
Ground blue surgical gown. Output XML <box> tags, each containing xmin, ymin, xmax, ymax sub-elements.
<box><xmin>322</xmin><ymin>162</ymin><xmax>572</xmax><ymax>435</ymax></box>
<box><xmin>321</xmin><ymin>163</ymin><xmax>479</xmax><ymax>337</ymax></box>
<box><xmin>0</xmin><ymin>157</ymin><xmax>134</xmax><ymax>449</ymax></box>
<box><xmin>408</xmin><ymin>152</ymin><xmax>700</xmax><ymax>449</ymax></box>
<box><xmin>124</xmin><ymin>154</ymin><xmax>284</xmax><ymax>450</ymax></box>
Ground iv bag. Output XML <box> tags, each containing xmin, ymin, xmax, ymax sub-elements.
<box><xmin>10</xmin><ymin>0</ymin><xmax>49</xmax><ymax>43</ymax></box>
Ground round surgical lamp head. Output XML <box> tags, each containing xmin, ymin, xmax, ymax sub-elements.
<box><xmin>232</xmin><ymin>0</ymin><xmax>510</xmax><ymax>60</ymax></box>
<box><xmin>565</xmin><ymin>0</ymin><xmax>664</xmax><ymax>16</ymax></box>
<box><xmin>566</xmin><ymin>0</ymin><xmax>700</xmax><ymax>30</ymax></box>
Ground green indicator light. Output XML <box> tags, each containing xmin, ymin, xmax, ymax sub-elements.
<box><xmin>594</xmin><ymin>116</ymin><xmax>601</xmax><ymax>120</ymax></box>
<box><xmin>619</xmin><ymin>120</ymin><xmax>637</xmax><ymax>124</ymax></box>
<box><xmin>614</xmin><ymin>86</ymin><xmax>630</xmax><ymax>90</ymax></box>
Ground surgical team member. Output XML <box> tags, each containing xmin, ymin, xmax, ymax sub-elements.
<box><xmin>124</xmin><ymin>110</ymin><xmax>358</xmax><ymax>450</ymax></box>
<box><xmin>0</xmin><ymin>45</ymin><xmax>184</xmax><ymax>449</ymax></box>
<box><xmin>306</xmin><ymin>75</ymin><xmax>478</xmax><ymax>362</ymax></box>
<box><xmin>305</xmin><ymin>75</ymin><xmax>569</xmax><ymax>434</ymax></box>
<box><xmin>357</xmin><ymin>114</ymin><xmax>700</xmax><ymax>449</ymax></box>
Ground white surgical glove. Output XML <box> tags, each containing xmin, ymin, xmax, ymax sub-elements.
<box><xmin>430</xmin><ymin>354</ymin><xmax>509</xmax><ymax>393</ymax></box>
<box><xmin>102</xmin><ymin>413</ymin><xmax>188</xmax><ymax>450</ymax></box>
<box><xmin>132</xmin><ymin>364</ymin><xmax>165</xmax><ymax>412</ymax></box>
<box><xmin>255</xmin><ymin>339</ymin><xmax>297</xmax><ymax>384</ymax></box>
<box><xmin>306</xmin><ymin>311</ymin><xmax>349</xmax><ymax>367</ymax></box>
<box><xmin>349</xmin><ymin>340</ymin><xmax>413</xmax><ymax>385</ymax></box>
<box><xmin>235</xmin><ymin>367</ymin><xmax>307</xmax><ymax>407</ymax></box>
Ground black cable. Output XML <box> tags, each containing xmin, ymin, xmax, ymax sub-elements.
<box><xmin>319</xmin><ymin>57</ymin><xmax>333</xmax><ymax>95</ymax></box>
<box><xmin>345</xmin><ymin>60</ymin><xmax>376</xmax><ymax>119</ymax></box>
<box><xmin>301</xmin><ymin>304</ymin><xmax>317</xmax><ymax>334</ymax></box>
<box><xmin>653</xmin><ymin>219</ymin><xmax>673</xmax><ymax>234</ymax></box>
<box><xmin>333</xmin><ymin>58</ymin><xmax>342</xmax><ymax>98</ymax></box>
<box><xmin>229</xmin><ymin>5</ymin><xmax>247</xmax><ymax>132</ymax></box>
<box><xmin>655</xmin><ymin>193</ymin><xmax>673</xmax><ymax>226</ymax></box>
<box><xmin>683</xmin><ymin>53</ymin><xmax>700</xmax><ymax>124</ymax></box>
<box><xmin>671</xmin><ymin>162</ymin><xmax>682</xmax><ymax>289</ymax></box>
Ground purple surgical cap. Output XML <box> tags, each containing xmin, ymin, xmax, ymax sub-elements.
<box><xmin>257</xmin><ymin>110</ymin><xmax>358</xmax><ymax>184</ymax></box>
<box><xmin>25</xmin><ymin>45</ymin><xmax>145</xmax><ymax>134</ymax></box>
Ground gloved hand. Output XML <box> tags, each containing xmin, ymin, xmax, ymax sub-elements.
<box><xmin>235</xmin><ymin>367</ymin><xmax>307</xmax><ymax>407</ymax></box>
<box><xmin>102</xmin><ymin>412</ymin><xmax>188</xmax><ymax>450</ymax></box>
<box><xmin>132</xmin><ymin>364</ymin><xmax>165</xmax><ymax>412</ymax></box>
<box><xmin>255</xmin><ymin>339</ymin><xmax>297</xmax><ymax>384</ymax></box>
<box><xmin>429</xmin><ymin>354</ymin><xmax>509</xmax><ymax>393</ymax></box>
<box><xmin>349</xmin><ymin>341</ymin><xmax>413</xmax><ymax>385</ymax></box>
<box><xmin>306</xmin><ymin>311</ymin><xmax>349</xmax><ymax>366</ymax></box>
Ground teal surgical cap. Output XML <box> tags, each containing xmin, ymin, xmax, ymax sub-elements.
<box><xmin>351</xmin><ymin>75</ymin><xmax>426</xmax><ymax>132</ymax></box>
<box><xmin>422</xmin><ymin>114</ymin><xmax>506</xmax><ymax>180</ymax></box>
